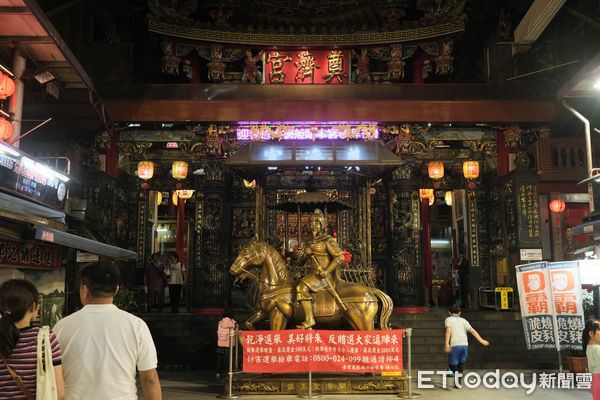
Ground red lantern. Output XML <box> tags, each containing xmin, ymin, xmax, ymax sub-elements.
<box><xmin>428</xmin><ymin>161</ymin><xmax>444</xmax><ymax>180</ymax></box>
<box><xmin>420</xmin><ymin>189</ymin><xmax>434</xmax><ymax>199</ymax></box>
<box><xmin>177</xmin><ymin>189</ymin><xmax>194</xmax><ymax>200</ymax></box>
<box><xmin>463</xmin><ymin>161</ymin><xmax>480</xmax><ymax>180</ymax></box>
<box><xmin>137</xmin><ymin>161</ymin><xmax>154</xmax><ymax>180</ymax></box>
<box><xmin>0</xmin><ymin>73</ymin><xmax>15</xmax><ymax>100</ymax></box>
<box><xmin>549</xmin><ymin>199</ymin><xmax>565</xmax><ymax>213</ymax></box>
<box><xmin>0</xmin><ymin>117</ymin><xmax>12</xmax><ymax>141</ymax></box>
<box><xmin>172</xmin><ymin>161</ymin><xmax>188</xmax><ymax>180</ymax></box>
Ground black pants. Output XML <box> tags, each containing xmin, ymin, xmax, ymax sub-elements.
<box><xmin>168</xmin><ymin>284</ymin><xmax>182</xmax><ymax>313</ymax></box>
<box><xmin>216</xmin><ymin>347</ymin><xmax>230</xmax><ymax>376</ymax></box>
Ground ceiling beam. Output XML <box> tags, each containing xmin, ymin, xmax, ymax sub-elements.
<box><xmin>0</xmin><ymin>36</ymin><xmax>53</xmax><ymax>43</ymax></box>
<box><xmin>0</xmin><ymin>7</ymin><xmax>31</xmax><ymax>14</ymax></box>
<box><xmin>565</xmin><ymin>6</ymin><xmax>600</xmax><ymax>30</ymax></box>
<box><xmin>104</xmin><ymin>99</ymin><xmax>558</xmax><ymax>123</ymax></box>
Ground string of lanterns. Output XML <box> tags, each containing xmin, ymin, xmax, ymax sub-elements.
<box><xmin>0</xmin><ymin>71</ymin><xmax>16</xmax><ymax>142</ymax></box>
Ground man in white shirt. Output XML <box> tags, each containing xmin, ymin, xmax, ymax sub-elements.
<box><xmin>54</xmin><ymin>262</ymin><xmax>162</xmax><ymax>400</ymax></box>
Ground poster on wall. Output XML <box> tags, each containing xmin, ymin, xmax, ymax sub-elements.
<box><xmin>515</xmin><ymin>262</ymin><xmax>557</xmax><ymax>350</ymax></box>
<box><xmin>516</xmin><ymin>261</ymin><xmax>585</xmax><ymax>351</ymax></box>
<box><xmin>24</xmin><ymin>268</ymin><xmax>65</xmax><ymax>328</ymax></box>
<box><xmin>549</xmin><ymin>261</ymin><xmax>584</xmax><ymax>350</ymax></box>
<box><xmin>0</xmin><ymin>267</ymin><xmax>65</xmax><ymax>328</ymax></box>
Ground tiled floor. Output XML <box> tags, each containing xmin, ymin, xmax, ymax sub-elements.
<box><xmin>140</xmin><ymin>370</ymin><xmax>593</xmax><ymax>399</ymax></box>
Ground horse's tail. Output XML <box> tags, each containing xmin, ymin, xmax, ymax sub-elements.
<box><xmin>373</xmin><ymin>288</ymin><xmax>393</xmax><ymax>330</ymax></box>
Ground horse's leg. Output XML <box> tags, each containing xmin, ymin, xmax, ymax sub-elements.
<box><xmin>344</xmin><ymin>303</ymin><xmax>376</xmax><ymax>331</ymax></box>
<box><xmin>270</xmin><ymin>309</ymin><xmax>288</xmax><ymax>330</ymax></box>
<box><xmin>245</xmin><ymin>309</ymin><xmax>266</xmax><ymax>331</ymax></box>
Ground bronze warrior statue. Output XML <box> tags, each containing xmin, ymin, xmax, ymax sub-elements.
<box><xmin>230</xmin><ymin>209</ymin><xmax>393</xmax><ymax>331</ymax></box>
<box><xmin>295</xmin><ymin>209</ymin><xmax>345</xmax><ymax>329</ymax></box>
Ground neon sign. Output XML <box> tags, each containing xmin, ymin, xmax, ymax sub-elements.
<box><xmin>237</xmin><ymin>122</ymin><xmax>379</xmax><ymax>141</ymax></box>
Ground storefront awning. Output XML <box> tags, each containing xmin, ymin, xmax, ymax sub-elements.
<box><xmin>0</xmin><ymin>191</ymin><xmax>66</xmax><ymax>224</ymax></box>
<box><xmin>35</xmin><ymin>226</ymin><xmax>137</xmax><ymax>260</ymax></box>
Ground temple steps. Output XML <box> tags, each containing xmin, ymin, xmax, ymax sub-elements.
<box><xmin>390</xmin><ymin>309</ymin><xmax>560</xmax><ymax>371</ymax></box>
<box><xmin>140</xmin><ymin>308</ymin><xmax>561</xmax><ymax>371</ymax></box>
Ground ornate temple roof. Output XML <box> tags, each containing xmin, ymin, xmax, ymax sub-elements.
<box><xmin>148</xmin><ymin>0</ymin><xmax>468</xmax><ymax>45</ymax></box>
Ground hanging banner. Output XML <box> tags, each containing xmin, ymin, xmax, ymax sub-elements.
<box><xmin>242</xmin><ymin>329</ymin><xmax>404</xmax><ymax>373</ymax></box>
<box><xmin>516</xmin><ymin>262</ymin><xmax>557</xmax><ymax>350</ymax></box>
<box><xmin>549</xmin><ymin>261</ymin><xmax>584</xmax><ymax>350</ymax></box>
<box><xmin>0</xmin><ymin>239</ymin><xmax>61</xmax><ymax>269</ymax></box>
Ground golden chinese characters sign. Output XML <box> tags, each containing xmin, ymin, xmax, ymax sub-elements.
<box><xmin>265</xmin><ymin>50</ymin><xmax>350</xmax><ymax>84</ymax></box>
<box><xmin>515</xmin><ymin>176</ymin><xmax>542</xmax><ymax>248</ymax></box>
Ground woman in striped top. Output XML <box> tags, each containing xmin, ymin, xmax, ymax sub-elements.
<box><xmin>0</xmin><ymin>279</ymin><xmax>64</xmax><ymax>399</ymax></box>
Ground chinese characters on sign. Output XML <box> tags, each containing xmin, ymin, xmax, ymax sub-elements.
<box><xmin>242</xmin><ymin>329</ymin><xmax>404</xmax><ymax>373</ymax></box>
<box><xmin>467</xmin><ymin>191</ymin><xmax>479</xmax><ymax>266</ymax></box>
<box><xmin>265</xmin><ymin>50</ymin><xmax>350</xmax><ymax>84</ymax></box>
<box><xmin>516</xmin><ymin>262</ymin><xmax>557</xmax><ymax>350</ymax></box>
<box><xmin>516</xmin><ymin>261</ymin><xmax>585</xmax><ymax>351</ymax></box>
<box><xmin>0</xmin><ymin>239</ymin><xmax>60</xmax><ymax>269</ymax></box>
<box><xmin>517</xmin><ymin>183</ymin><xmax>541</xmax><ymax>245</ymax></box>
<box><xmin>0</xmin><ymin>152</ymin><xmax>68</xmax><ymax>209</ymax></box>
<box><xmin>550</xmin><ymin>261</ymin><xmax>584</xmax><ymax>350</ymax></box>
<box><xmin>137</xmin><ymin>201</ymin><xmax>146</xmax><ymax>269</ymax></box>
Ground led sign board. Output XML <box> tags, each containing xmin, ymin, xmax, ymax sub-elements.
<box><xmin>0</xmin><ymin>143</ymin><xmax>69</xmax><ymax>209</ymax></box>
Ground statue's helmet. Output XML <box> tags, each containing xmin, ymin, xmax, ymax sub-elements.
<box><xmin>311</xmin><ymin>209</ymin><xmax>326</xmax><ymax>232</ymax></box>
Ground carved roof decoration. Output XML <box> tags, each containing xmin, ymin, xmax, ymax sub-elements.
<box><xmin>147</xmin><ymin>0</ymin><xmax>467</xmax><ymax>45</ymax></box>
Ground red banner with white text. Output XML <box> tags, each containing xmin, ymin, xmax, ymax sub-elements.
<box><xmin>242</xmin><ymin>329</ymin><xmax>404</xmax><ymax>373</ymax></box>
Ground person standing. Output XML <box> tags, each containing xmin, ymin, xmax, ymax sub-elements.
<box><xmin>456</xmin><ymin>254</ymin><xmax>469</xmax><ymax>307</ymax></box>
<box><xmin>215</xmin><ymin>309</ymin><xmax>237</xmax><ymax>379</ymax></box>
<box><xmin>0</xmin><ymin>279</ymin><xmax>64</xmax><ymax>399</ymax></box>
<box><xmin>54</xmin><ymin>262</ymin><xmax>161</xmax><ymax>400</ymax></box>
<box><xmin>585</xmin><ymin>319</ymin><xmax>600</xmax><ymax>399</ymax></box>
<box><xmin>444</xmin><ymin>304</ymin><xmax>489</xmax><ymax>387</ymax></box>
<box><xmin>144</xmin><ymin>252</ymin><xmax>165</xmax><ymax>312</ymax></box>
<box><xmin>166</xmin><ymin>253</ymin><xmax>186</xmax><ymax>314</ymax></box>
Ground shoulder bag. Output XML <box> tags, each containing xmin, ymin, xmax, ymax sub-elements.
<box><xmin>2</xmin><ymin>356</ymin><xmax>34</xmax><ymax>400</ymax></box>
<box><xmin>36</xmin><ymin>326</ymin><xmax>57</xmax><ymax>400</ymax></box>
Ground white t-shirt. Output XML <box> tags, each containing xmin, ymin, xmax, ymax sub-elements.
<box><xmin>587</xmin><ymin>344</ymin><xmax>600</xmax><ymax>373</ymax></box>
<box><xmin>167</xmin><ymin>262</ymin><xmax>185</xmax><ymax>285</ymax></box>
<box><xmin>54</xmin><ymin>304</ymin><xmax>158</xmax><ymax>400</ymax></box>
<box><xmin>444</xmin><ymin>315</ymin><xmax>472</xmax><ymax>347</ymax></box>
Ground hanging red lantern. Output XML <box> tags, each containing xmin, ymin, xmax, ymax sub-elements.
<box><xmin>137</xmin><ymin>161</ymin><xmax>154</xmax><ymax>180</ymax></box>
<box><xmin>0</xmin><ymin>117</ymin><xmax>12</xmax><ymax>141</ymax></box>
<box><xmin>549</xmin><ymin>199</ymin><xmax>565</xmax><ymax>213</ymax></box>
<box><xmin>172</xmin><ymin>161</ymin><xmax>188</xmax><ymax>180</ymax></box>
<box><xmin>0</xmin><ymin>73</ymin><xmax>15</xmax><ymax>100</ymax></box>
<box><xmin>463</xmin><ymin>161</ymin><xmax>480</xmax><ymax>180</ymax></box>
<box><xmin>420</xmin><ymin>188</ymin><xmax>434</xmax><ymax>199</ymax></box>
<box><xmin>176</xmin><ymin>189</ymin><xmax>194</xmax><ymax>200</ymax></box>
<box><xmin>428</xmin><ymin>161</ymin><xmax>444</xmax><ymax>180</ymax></box>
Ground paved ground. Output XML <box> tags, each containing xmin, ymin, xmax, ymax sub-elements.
<box><xmin>140</xmin><ymin>370</ymin><xmax>593</xmax><ymax>399</ymax></box>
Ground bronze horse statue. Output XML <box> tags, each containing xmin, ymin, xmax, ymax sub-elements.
<box><xmin>230</xmin><ymin>236</ymin><xmax>393</xmax><ymax>331</ymax></box>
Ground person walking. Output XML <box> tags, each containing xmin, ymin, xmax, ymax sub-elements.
<box><xmin>444</xmin><ymin>304</ymin><xmax>489</xmax><ymax>387</ymax></box>
<box><xmin>216</xmin><ymin>309</ymin><xmax>237</xmax><ymax>379</ymax></box>
<box><xmin>144</xmin><ymin>252</ymin><xmax>166</xmax><ymax>312</ymax></box>
<box><xmin>585</xmin><ymin>319</ymin><xmax>600</xmax><ymax>399</ymax></box>
<box><xmin>166</xmin><ymin>253</ymin><xmax>186</xmax><ymax>313</ymax></box>
<box><xmin>54</xmin><ymin>262</ymin><xmax>161</xmax><ymax>400</ymax></box>
<box><xmin>0</xmin><ymin>279</ymin><xmax>64</xmax><ymax>399</ymax></box>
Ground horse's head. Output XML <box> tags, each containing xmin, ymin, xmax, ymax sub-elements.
<box><xmin>230</xmin><ymin>234</ymin><xmax>264</xmax><ymax>279</ymax></box>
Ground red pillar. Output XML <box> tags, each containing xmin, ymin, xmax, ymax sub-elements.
<box><xmin>176</xmin><ymin>197</ymin><xmax>185</xmax><ymax>262</ymax></box>
<box><xmin>421</xmin><ymin>198</ymin><xmax>432</xmax><ymax>305</ymax></box>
